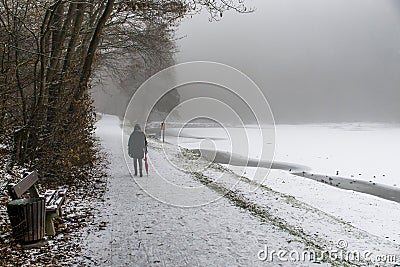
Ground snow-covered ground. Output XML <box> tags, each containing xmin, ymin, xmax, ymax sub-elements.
<box><xmin>84</xmin><ymin>115</ymin><xmax>325</xmax><ymax>266</ymax></box>
<box><xmin>165</xmin><ymin>123</ymin><xmax>400</xmax><ymax>261</ymax></box>
<box><xmin>167</xmin><ymin>124</ymin><xmax>400</xmax><ymax>245</ymax></box>
<box><xmin>83</xmin><ymin>115</ymin><xmax>400</xmax><ymax>266</ymax></box>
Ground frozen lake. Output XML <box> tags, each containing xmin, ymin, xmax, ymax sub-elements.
<box><xmin>161</xmin><ymin>123</ymin><xmax>400</xmax><ymax>191</ymax></box>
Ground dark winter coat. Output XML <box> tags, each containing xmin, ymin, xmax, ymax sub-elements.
<box><xmin>128</xmin><ymin>130</ymin><xmax>147</xmax><ymax>158</ymax></box>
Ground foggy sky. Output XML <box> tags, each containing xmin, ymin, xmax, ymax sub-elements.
<box><xmin>175</xmin><ymin>0</ymin><xmax>400</xmax><ymax>123</ymax></box>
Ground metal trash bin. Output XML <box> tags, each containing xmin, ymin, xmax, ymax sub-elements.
<box><xmin>6</xmin><ymin>198</ymin><xmax>46</xmax><ymax>244</ymax></box>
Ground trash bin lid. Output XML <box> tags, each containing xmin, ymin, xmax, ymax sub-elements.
<box><xmin>7</xmin><ymin>198</ymin><xmax>44</xmax><ymax>206</ymax></box>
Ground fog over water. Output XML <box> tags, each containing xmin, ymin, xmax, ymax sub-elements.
<box><xmin>175</xmin><ymin>0</ymin><xmax>400</xmax><ymax>124</ymax></box>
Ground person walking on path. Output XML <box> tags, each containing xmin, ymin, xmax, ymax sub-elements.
<box><xmin>128</xmin><ymin>124</ymin><xmax>147</xmax><ymax>177</ymax></box>
<box><xmin>161</xmin><ymin>120</ymin><xmax>166</xmax><ymax>143</ymax></box>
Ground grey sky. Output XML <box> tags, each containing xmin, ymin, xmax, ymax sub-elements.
<box><xmin>175</xmin><ymin>0</ymin><xmax>400</xmax><ymax>123</ymax></box>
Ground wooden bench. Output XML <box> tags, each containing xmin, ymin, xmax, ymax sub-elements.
<box><xmin>8</xmin><ymin>171</ymin><xmax>67</xmax><ymax>236</ymax></box>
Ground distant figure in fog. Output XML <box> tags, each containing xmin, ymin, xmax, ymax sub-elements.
<box><xmin>161</xmin><ymin>120</ymin><xmax>166</xmax><ymax>143</ymax></box>
<box><xmin>128</xmin><ymin>124</ymin><xmax>147</xmax><ymax>177</ymax></box>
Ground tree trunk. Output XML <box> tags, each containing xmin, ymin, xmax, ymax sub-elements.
<box><xmin>75</xmin><ymin>0</ymin><xmax>115</xmax><ymax>102</ymax></box>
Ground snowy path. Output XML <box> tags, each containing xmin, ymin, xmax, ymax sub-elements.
<box><xmin>81</xmin><ymin>116</ymin><xmax>399</xmax><ymax>266</ymax></box>
<box><xmin>82</xmin><ymin>116</ymin><xmax>326</xmax><ymax>266</ymax></box>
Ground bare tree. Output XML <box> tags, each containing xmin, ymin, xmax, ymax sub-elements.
<box><xmin>0</xmin><ymin>0</ymin><xmax>251</xmax><ymax>182</ymax></box>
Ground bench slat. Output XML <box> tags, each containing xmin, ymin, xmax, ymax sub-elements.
<box><xmin>43</xmin><ymin>189</ymin><xmax>66</xmax><ymax>211</ymax></box>
<box><xmin>47</xmin><ymin>205</ymin><xmax>58</xmax><ymax>212</ymax></box>
<box><xmin>44</xmin><ymin>190</ymin><xmax>55</xmax><ymax>197</ymax></box>
<box><xmin>44</xmin><ymin>190</ymin><xmax>56</xmax><ymax>206</ymax></box>
<box><xmin>57</xmin><ymin>189</ymin><xmax>67</xmax><ymax>196</ymax></box>
<box><xmin>54</xmin><ymin>196</ymin><xmax>64</xmax><ymax>207</ymax></box>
